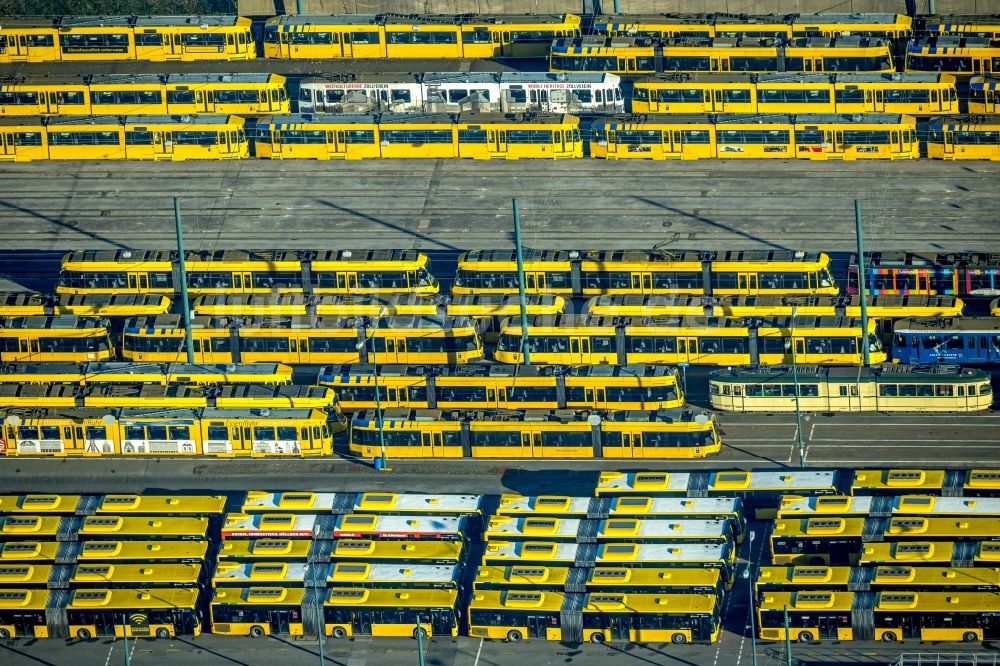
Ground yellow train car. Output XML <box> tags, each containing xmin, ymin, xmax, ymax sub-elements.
<box><xmin>263</xmin><ymin>14</ymin><xmax>580</xmax><ymax>59</ymax></box>
<box><xmin>905</xmin><ymin>37</ymin><xmax>1000</xmax><ymax>76</ymax></box>
<box><xmin>348</xmin><ymin>406</ymin><xmax>721</xmax><ymax>460</ymax></box>
<box><xmin>0</xmin><ymin>293</ymin><xmax>170</xmax><ymax>318</ymax></box>
<box><xmin>253</xmin><ymin>113</ymin><xmax>582</xmax><ymax>160</ymax></box>
<box><xmin>321</xmin><ymin>363</ymin><xmax>683</xmax><ymax>411</ymax></box>
<box><xmin>969</xmin><ymin>75</ymin><xmax>1000</xmax><ymax>114</ymax></box>
<box><xmin>0</xmin><ymin>16</ymin><xmax>253</xmax><ymax>64</ymax></box>
<box><xmin>550</xmin><ymin>35</ymin><xmax>894</xmax><ymax>75</ymax></box>
<box><xmin>592</xmin><ymin>13</ymin><xmax>912</xmax><ymax>41</ymax></box>
<box><xmin>493</xmin><ymin>314</ymin><xmax>885</xmax><ymax>366</ymax></box>
<box><xmin>57</xmin><ymin>248</ymin><xmax>438</xmax><ymax>297</ymax></box>
<box><xmin>927</xmin><ymin>116</ymin><xmax>1000</xmax><ymax>161</ymax></box>
<box><xmin>630</xmin><ymin>73</ymin><xmax>958</xmax><ymax>115</ymax></box>
<box><xmin>0</xmin><ymin>406</ymin><xmax>336</xmax><ymax>457</ymax></box>
<box><xmin>121</xmin><ymin>314</ymin><xmax>483</xmax><ymax>365</ymax></box>
<box><xmin>0</xmin><ymin>115</ymin><xmax>247</xmax><ymax>162</ymax></box>
<box><xmin>920</xmin><ymin>15</ymin><xmax>1000</xmax><ymax>39</ymax></box>
<box><xmin>0</xmin><ymin>316</ymin><xmax>113</xmax><ymax>363</ymax></box>
<box><xmin>708</xmin><ymin>364</ymin><xmax>993</xmax><ymax>413</ymax></box>
<box><xmin>590</xmin><ymin>113</ymin><xmax>919</xmax><ymax>161</ymax></box>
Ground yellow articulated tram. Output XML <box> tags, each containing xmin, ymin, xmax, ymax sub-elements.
<box><xmin>0</xmin><ymin>293</ymin><xmax>170</xmax><ymax>318</ymax></box>
<box><xmin>927</xmin><ymin>116</ymin><xmax>1000</xmax><ymax>161</ymax></box>
<box><xmin>252</xmin><ymin>113</ymin><xmax>582</xmax><ymax>160</ymax></box>
<box><xmin>0</xmin><ymin>362</ymin><xmax>293</xmax><ymax>386</ymax></box>
<box><xmin>905</xmin><ymin>37</ymin><xmax>1000</xmax><ymax>76</ymax></box>
<box><xmin>630</xmin><ymin>73</ymin><xmax>957</xmax><ymax>116</ymax></box>
<box><xmin>348</xmin><ymin>406</ymin><xmax>720</xmax><ymax>459</ymax></box>
<box><xmin>0</xmin><ymin>406</ymin><xmax>336</xmax><ymax>457</ymax></box>
<box><xmin>592</xmin><ymin>13</ymin><xmax>912</xmax><ymax>41</ymax></box>
<box><xmin>0</xmin><ymin>316</ymin><xmax>113</xmax><ymax>363</ymax></box>
<box><xmin>0</xmin><ymin>73</ymin><xmax>289</xmax><ymax>117</ymax></box>
<box><xmin>709</xmin><ymin>364</ymin><xmax>993</xmax><ymax>413</ymax></box>
<box><xmin>920</xmin><ymin>15</ymin><xmax>1000</xmax><ymax>38</ymax></box>
<box><xmin>57</xmin><ymin>249</ymin><xmax>438</xmax><ymax>297</ymax></box>
<box><xmin>468</xmin><ymin>590</ymin><xmax>720</xmax><ymax>644</ymax></box>
<box><xmin>969</xmin><ymin>75</ymin><xmax>1000</xmax><ymax>114</ymax></box>
<box><xmin>590</xmin><ymin>113</ymin><xmax>919</xmax><ymax>161</ymax></box>
<box><xmin>121</xmin><ymin>314</ymin><xmax>483</xmax><ymax>365</ymax></box>
<box><xmin>0</xmin><ymin>16</ymin><xmax>254</xmax><ymax>64</ymax></box>
<box><xmin>549</xmin><ymin>36</ymin><xmax>894</xmax><ymax>75</ymax></box>
<box><xmin>320</xmin><ymin>363</ymin><xmax>683</xmax><ymax>411</ymax></box>
<box><xmin>453</xmin><ymin>249</ymin><xmax>838</xmax><ymax>297</ymax></box>
<box><xmin>585</xmin><ymin>294</ymin><xmax>963</xmax><ymax>319</ymax></box>
<box><xmin>494</xmin><ymin>315</ymin><xmax>884</xmax><ymax>366</ymax></box>
<box><xmin>262</xmin><ymin>13</ymin><xmax>581</xmax><ymax>59</ymax></box>
<box><xmin>0</xmin><ymin>115</ymin><xmax>247</xmax><ymax>162</ymax></box>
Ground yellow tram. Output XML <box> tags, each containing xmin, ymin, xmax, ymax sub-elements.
<box><xmin>592</xmin><ymin>13</ymin><xmax>912</xmax><ymax>41</ymax></box>
<box><xmin>969</xmin><ymin>75</ymin><xmax>1000</xmax><ymax>114</ymax></box>
<box><xmin>927</xmin><ymin>116</ymin><xmax>1000</xmax><ymax>160</ymax></box>
<box><xmin>905</xmin><ymin>37</ymin><xmax>1000</xmax><ymax>76</ymax></box>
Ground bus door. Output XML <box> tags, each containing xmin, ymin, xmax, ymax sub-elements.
<box><xmin>630</xmin><ymin>272</ymin><xmax>653</xmax><ymax>293</ymax></box>
<box><xmin>569</xmin><ymin>336</ymin><xmax>591</xmax><ymax>364</ymax></box>
<box><xmin>525</xmin><ymin>614</ymin><xmax>549</xmax><ymax>639</ymax></box>
<box><xmin>738</xmin><ymin>273</ymin><xmax>758</xmax><ymax>294</ymax></box>
<box><xmin>817</xmin><ymin>615</ymin><xmax>846</xmax><ymax>640</ymax></box>
<box><xmin>489</xmin><ymin>129</ymin><xmax>508</xmax><ymax>155</ymax></box>
<box><xmin>486</xmin><ymin>386</ymin><xmax>506</xmax><ymax>408</ymax></box>
<box><xmin>865</xmin><ymin>89</ymin><xmax>885</xmax><ymax>111</ymax></box>
<box><xmin>584</xmin><ymin>386</ymin><xmax>606</xmax><ymax>408</ymax></box>
<box><xmin>127</xmin><ymin>272</ymin><xmax>150</xmax><ymax>292</ymax></box>
<box><xmin>336</xmin><ymin>272</ymin><xmax>358</xmax><ymax>292</ymax></box>
<box><xmin>608</xmin><ymin>615</ymin><xmax>631</xmax><ymax>641</ymax></box>
<box><xmin>421</xmin><ymin>431</ymin><xmax>446</xmax><ymax>457</ymax></box>
<box><xmin>270</xmin><ymin>609</ymin><xmax>292</xmax><ymax>635</ymax></box>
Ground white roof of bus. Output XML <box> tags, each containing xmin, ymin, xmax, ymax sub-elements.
<box><xmin>334</xmin><ymin>514</ymin><xmax>465</xmax><ymax>534</ymax></box>
<box><xmin>710</xmin><ymin>470</ymin><xmax>838</xmax><ymax>490</ymax></box>
<box><xmin>354</xmin><ymin>493</ymin><xmax>483</xmax><ymax>513</ymax></box>
<box><xmin>893</xmin><ymin>496</ymin><xmax>1000</xmax><ymax>515</ymax></box>
<box><xmin>223</xmin><ymin>513</ymin><xmax>317</xmax><ymax>534</ymax></box>
<box><xmin>482</xmin><ymin>541</ymin><xmax>580</xmax><ymax>562</ymax></box>
<box><xmin>599</xmin><ymin>518</ymin><xmax>729</xmax><ymax>539</ymax></box>
<box><xmin>596</xmin><ymin>542</ymin><xmax>729</xmax><ymax>562</ymax></box>
<box><xmin>611</xmin><ymin>496</ymin><xmax>741</xmax><ymax>515</ymax></box>
<box><xmin>243</xmin><ymin>492</ymin><xmax>338</xmax><ymax>512</ymax></box>
<box><xmin>329</xmin><ymin>562</ymin><xmax>459</xmax><ymax>583</ymax></box>
<box><xmin>214</xmin><ymin>562</ymin><xmax>309</xmax><ymax>582</ymax></box>
<box><xmin>778</xmin><ymin>495</ymin><xmax>873</xmax><ymax>515</ymax></box>
<box><xmin>487</xmin><ymin>517</ymin><xmax>583</xmax><ymax>538</ymax></box>
<box><xmin>497</xmin><ymin>496</ymin><xmax>594</xmax><ymax>515</ymax></box>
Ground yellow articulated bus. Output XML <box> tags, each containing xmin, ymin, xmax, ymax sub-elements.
<box><xmin>252</xmin><ymin>113</ymin><xmax>582</xmax><ymax>160</ymax></box>
<box><xmin>770</xmin><ymin>516</ymin><xmax>1000</xmax><ymax>566</ymax></box>
<box><xmin>850</xmin><ymin>469</ymin><xmax>950</xmax><ymax>496</ymax></box>
<box><xmin>590</xmin><ymin>113</ymin><xmax>918</xmax><ymax>161</ymax></box>
<box><xmin>755</xmin><ymin>565</ymin><xmax>1000</xmax><ymax>594</ymax></box>
<box><xmin>70</xmin><ymin>540</ymin><xmax>209</xmax><ymax>564</ymax></box>
<box><xmin>0</xmin><ymin>493</ymin><xmax>225</xmax><ymax>518</ymax></box>
<box><xmin>453</xmin><ymin>249</ymin><xmax>838</xmax><ymax>297</ymax></box>
<box><xmin>968</xmin><ymin>75</ymin><xmax>1000</xmax><ymax>113</ymax></box>
<box><xmin>121</xmin><ymin>314</ymin><xmax>483</xmax><ymax>365</ymax></box>
<box><xmin>320</xmin><ymin>363</ymin><xmax>683</xmax><ymax>411</ymax></box>
<box><xmin>0</xmin><ymin>293</ymin><xmax>170</xmax><ymax>318</ymax></box>
<box><xmin>549</xmin><ymin>35</ymin><xmax>894</xmax><ymax>75</ymax></box>
<box><xmin>57</xmin><ymin>249</ymin><xmax>439</xmax><ymax>297</ymax></box>
<box><xmin>0</xmin><ymin>73</ymin><xmax>289</xmax><ymax>117</ymax></box>
<box><xmin>630</xmin><ymin>73</ymin><xmax>957</xmax><ymax>115</ymax></box>
<box><xmin>0</xmin><ymin>383</ymin><xmax>337</xmax><ymax>410</ymax></box>
<box><xmin>0</xmin><ymin>316</ymin><xmax>113</xmax><ymax>363</ymax></box>
<box><xmin>905</xmin><ymin>37</ymin><xmax>1000</xmax><ymax>77</ymax></box>
<box><xmin>217</xmin><ymin>537</ymin><xmax>464</xmax><ymax>564</ymax></box>
<box><xmin>262</xmin><ymin>13</ymin><xmax>581</xmax><ymax>59</ymax></box>
<box><xmin>927</xmin><ymin>116</ymin><xmax>1000</xmax><ymax>161</ymax></box>
<box><xmin>349</xmin><ymin>406</ymin><xmax>720</xmax><ymax>460</ymax></box>
<box><xmin>858</xmin><ymin>541</ymin><xmax>1000</xmax><ymax>567</ymax></box>
<box><xmin>240</xmin><ymin>491</ymin><xmax>485</xmax><ymax>518</ymax></box>
<box><xmin>964</xmin><ymin>469</ymin><xmax>1000</xmax><ymax>497</ymax></box>
<box><xmin>758</xmin><ymin>590</ymin><xmax>1000</xmax><ymax>643</ymax></box>
<box><xmin>0</xmin><ymin>16</ymin><xmax>253</xmax><ymax>64</ymax></box>
<box><xmin>774</xmin><ymin>493</ymin><xmax>1000</xmax><ymax>521</ymax></box>
<box><xmin>68</xmin><ymin>562</ymin><xmax>203</xmax><ymax>588</ymax></box>
<box><xmin>0</xmin><ymin>514</ymin><xmax>208</xmax><ymax>542</ymax></box>
<box><xmin>494</xmin><ymin>315</ymin><xmax>884</xmax><ymax>366</ymax></box>
<box><xmin>592</xmin><ymin>13</ymin><xmax>912</xmax><ymax>41</ymax></box>
<box><xmin>708</xmin><ymin>364</ymin><xmax>993</xmax><ymax>413</ymax></box>
<box><xmin>468</xmin><ymin>590</ymin><xmax>720</xmax><ymax>644</ymax></box>
<box><xmin>473</xmin><ymin>564</ymin><xmax>724</xmax><ymax>597</ymax></box>
<box><xmin>0</xmin><ymin>406</ymin><xmax>337</xmax><ymax>458</ymax></box>
<box><xmin>585</xmin><ymin>294</ymin><xmax>963</xmax><ymax>319</ymax></box>
<box><xmin>484</xmin><ymin>515</ymin><xmax>734</xmax><ymax>545</ymax></box>
<box><xmin>0</xmin><ymin>115</ymin><xmax>247</xmax><ymax>162</ymax></box>
<box><xmin>0</xmin><ymin>362</ymin><xmax>293</xmax><ymax>386</ymax></box>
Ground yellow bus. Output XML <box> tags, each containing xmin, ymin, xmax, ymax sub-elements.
<box><xmin>72</xmin><ymin>540</ymin><xmax>209</xmax><ymax>563</ymax></box>
<box><xmin>964</xmin><ymin>469</ymin><xmax>1000</xmax><ymax>497</ymax></box>
<box><xmin>69</xmin><ymin>562</ymin><xmax>203</xmax><ymax>588</ymax></box>
<box><xmin>0</xmin><ymin>588</ymin><xmax>49</xmax><ymax>638</ymax></box>
<box><xmin>0</xmin><ymin>316</ymin><xmax>113</xmax><ymax>363</ymax></box>
<box><xmin>240</xmin><ymin>491</ymin><xmax>484</xmax><ymax>517</ymax></box>
<box><xmin>758</xmin><ymin>590</ymin><xmax>1000</xmax><ymax>643</ymax></box>
<box><xmin>709</xmin><ymin>364</ymin><xmax>993</xmax><ymax>413</ymax></box>
<box><xmin>0</xmin><ymin>114</ymin><xmax>248</xmax><ymax>162</ymax></box>
<box><xmin>0</xmin><ymin>293</ymin><xmax>170</xmax><ymax>317</ymax></box>
<box><xmin>0</xmin><ymin>16</ymin><xmax>253</xmax><ymax>63</ymax></box>
<box><xmin>494</xmin><ymin>315</ymin><xmax>884</xmax><ymax>366</ymax></box>
<box><xmin>453</xmin><ymin>248</ymin><xmax>838</xmax><ymax>297</ymax></box>
<box><xmin>121</xmin><ymin>314</ymin><xmax>483</xmax><ymax>365</ymax></box>
<box><xmin>905</xmin><ymin>37</ymin><xmax>1000</xmax><ymax>77</ymax></box>
<box><xmin>857</xmin><ymin>540</ymin><xmax>1000</xmax><ymax>567</ymax></box>
<box><xmin>57</xmin><ymin>248</ymin><xmax>439</xmax><ymax>297</ymax></box>
<box><xmin>469</xmin><ymin>590</ymin><xmax>720</xmax><ymax>644</ymax></box>
<box><xmin>473</xmin><ymin>564</ymin><xmax>724</xmax><ymax>596</ymax></box>
<box><xmin>778</xmin><ymin>494</ymin><xmax>1000</xmax><ymax>520</ymax></box>
<box><xmin>0</xmin><ymin>73</ymin><xmax>289</xmax><ymax>117</ymax></box>
<box><xmin>0</xmin><ymin>493</ymin><xmax>225</xmax><ymax>518</ymax></box>
<box><xmin>0</xmin><ymin>407</ymin><xmax>337</xmax><ymax>458</ymax></box>
<box><xmin>0</xmin><ymin>362</ymin><xmax>294</xmax><ymax>386</ymax></box>
<box><xmin>215</xmin><ymin>538</ymin><xmax>312</xmax><ymax>562</ymax></box>
<box><xmin>321</xmin><ymin>363</ymin><xmax>683</xmax><ymax>411</ymax></box>
<box><xmin>484</xmin><ymin>515</ymin><xmax>733</xmax><ymax>544</ymax></box>
<box><xmin>968</xmin><ymin>75</ymin><xmax>1000</xmax><ymax>114</ymax></box>
<box><xmin>263</xmin><ymin>14</ymin><xmax>580</xmax><ymax>59</ymax></box>
<box><xmin>850</xmin><ymin>469</ymin><xmax>949</xmax><ymax>496</ymax></box>
<box><xmin>550</xmin><ymin>35</ymin><xmax>894</xmax><ymax>75</ymax></box>
<box><xmin>348</xmin><ymin>406</ymin><xmax>720</xmax><ymax>460</ymax></box>
<box><xmin>630</xmin><ymin>73</ymin><xmax>957</xmax><ymax>115</ymax></box>
<box><xmin>0</xmin><ymin>541</ymin><xmax>61</xmax><ymax>563</ymax></box>
<box><xmin>927</xmin><ymin>115</ymin><xmax>1000</xmax><ymax>161</ymax></box>
<box><xmin>755</xmin><ymin>565</ymin><xmax>1000</xmax><ymax>594</ymax></box>
<box><xmin>67</xmin><ymin>587</ymin><xmax>202</xmax><ymax>640</ymax></box>
<box><xmin>252</xmin><ymin>113</ymin><xmax>583</xmax><ymax>161</ymax></box>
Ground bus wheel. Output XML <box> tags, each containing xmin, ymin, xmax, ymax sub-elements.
<box><xmin>797</xmin><ymin>632</ymin><xmax>813</xmax><ymax>643</ymax></box>
<box><xmin>155</xmin><ymin>628</ymin><xmax>170</xmax><ymax>639</ymax></box>
<box><xmin>249</xmin><ymin>625</ymin><xmax>265</xmax><ymax>638</ymax></box>
<box><xmin>413</xmin><ymin>627</ymin><xmax>428</xmax><ymax>641</ymax></box>
<box><xmin>671</xmin><ymin>633</ymin><xmax>687</xmax><ymax>644</ymax></box>
<box><xmin>506</xmin><ymin>630</ymin><xmax>523</xmax><ymax>642</ymax></box>
<box><xmin>880</xmin><ymin>632</ymin><xmax>897</xmax><ymax>642</ymax></box>
<box><xmin>0</xmin><ymin>628</ymin><xmax>10</xmax><ymax>639</ymax></box>
<box><xmin>76</xmin><ymin>628</ymin><xmax>92</xmax><ymax>640</ymax></box>
<box><xmin>332</xmin><ymin>627</ymin><xmax>347</xmax><ymax>639</ymax></box>
<box><xmin>590</xmin><ymin>633</ymin><xmax>605</xmax><ymax>644</ymax></box>
<box><xmin>963</xmin><ymin>632</ymin><xmax>978</xmax><ymax>643</ymax></box>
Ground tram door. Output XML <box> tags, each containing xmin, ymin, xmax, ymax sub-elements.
<box><xmin>0</xmin><ymin>133</ymin><xmax>13</xmax><ymax>159</ymax></box>
<box><xmin>523</xmin><ymin>272</ymin><xmax>545</xmax><ymax>293</ymax></box>
<box><xmin>127</xmin><ymin>272</ymin><xmax>150</xmax><ymax>292</ymax></box>
<box><xmin>621</xmin><ymin>432</ymin><xmax>641</xmax><ymax>458</ymax></box>
<box><xmin>568</xmin><ymin>336</ymin><xmax>591</xmax><ymax>364</ymax></box>
<box><xmin>630</xmin><ymin>272</ymin><xmax>653</xmax><ymax>294</ymax></box>
<box><xmin>584</xmin><ymin>387</ymin><xmax>606</xmax><ymax>408</ymax></box>
<box><xmin>486</xmin><ymin>386</ymin><xmax>506</xmax><ymax>408</ymax></box>
<box><xmin>336</xmin><ymin>272</ymin><xmax>359</xmax><ymax>292</ymax></box>
<box><xmin>383</xmin><ymin>337</ymin><xmax>407</xmax><ymax>364</ymax></box>
<box><xmin>154</xmin><ymin>131</ymin><xmax>174</xmax><ymax>157</ymax></box>
<box><xmin>489</xmin><ymin>129</ymin><xmax>508</xmax><ymax>156</ymax></box>
<box><xmin>865</xmin><ymin>89</ymin><xmax>886</xmax><ymax>111</ymax></box>
<box><xmin>616</xmin><ymin>57</ymin><xmax>636</xmax><ymax>73</ymax></box>
<box><xmin>942</xmin><ymin>130</ymin><xmax>956</xmax><ymax>156</ymax></box>
<box><xmin>738</xmin><ymin>273</ymin><xmax>758</xmax><ymax>294</ymax></box>
<box><xmin>328</xmin><ymin>130</ymin><xmax>348</xmax><ymax>157</ymax></box>
<box><xmin>677</xmin><ymin>337</ymin><xmax>697</xmax><ymax>363</ymax></box>
<box><xmin>421</xmin><ymin>431</ymin><xmax>447</xmax><ymax>457</ymax></box>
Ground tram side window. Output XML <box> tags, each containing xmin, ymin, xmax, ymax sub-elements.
<box><xmin>508</xmin><ymin>130</ymin><xmax>554</xmax><ymax>144</ymax></box>
<box><xmin>507</xmin><ymin>385</ymin><xmax>558</xmax><ymax>403</ymax></box>
<box><xmin>344</xmin><ymin>130</ymin><xmax>375</xmax><ymax>144</ymax></box>
<box><xmin>125</xmin><ymin>131</ymin><xmax>154</xmax><ymax>145</ymax></box>
<box><xmin>655</xmin><ymin>88</ymin><xmax>701</xmax><ymax>103</ymax></box>
<box><xmin>885</xmin><ymin>88</ymin><xmax>930</xmax><ymax>103</ymax></box>
<box><xmin>206</xmin><ymin>426</ymin><xmax>228</xmax><ymax>440</ymax></box>
<box><xmin>288</xmin><ymin>32</ymin><xmax>333</xmax><ymax>45</ymax></box>
<box><xmin>954</xmin><ymin>131</ymin><xmax>999</xmax><ymax>145</ymax></box>
<box><xmin>216</xmin><ymin>90</ymin><xmax>261</xmax><ymax>104</ymax></box>
<box><xmin>627</xmin><ymin>336</ymin><xmax>677</xmax><ymax>353</ymax></box>
<box><xmin>907</xmin><ymin>55</ymin><xmax>972</xmax><ymax>72</ymax></box>
<box><xmin>806</xmin><ymin>337</ymin><xmax>856</xmax><ymax>354</ymax></box>
<box><xmin>680</xmin><ymin>130</ymin><xmax>711</xmax><ymax>144</ymax></box>
<box><xmin>123</xmin><ymin>335</ymin><xmax>183</xmax><ymax>353</ymax></box>
<box><xmin>279</xmin><ymin>130</ymin><xmax>326</xmax><ymax>144</ymax></box>
<box><xmin>729</xmin><ymin>57</ymin><xmax>780</xmax><ymax>72</ymax></box>
<box><xmin>181</xmin><ymin>33</ymin><xmax>225</xmax><ymax>47</ymax></box>
<box><xmin>188</xmin><ymin>272</ymin><xmax>233</xmax><ymax>288</ymax></box>
<box><xmin>834</xmin><ymin>88</ymin><xmax>865</xmax><ymax>103</ymax></box>
<box><xmin>381</xmin><ymin>129</ymin><xmax>452</xmax><ymax>144</ymax></box>
<box><xmin>470</xmin><ymin>430</ymin><xmax>521</xmax><ymax>447</ymax></box>
<box><xmin>437</xmin><ymin>385</ymin><xmax>487</xmax><ymax>402</ymax></box>
<box><xmin>13</xmin><ymin>132</ymin><xmax>43</xmax><ymax>146</ymax></box>
<box><xmin>717</xmin><ymin>129</ymin><xmax>790</xmax><ymax>144</ymax></box>
<box><xmin>661</xmin><ymin>56</ymin><xmax>711</xmax><ymax>71</ymax></box>
<box><xmin>842</xmin><ymin>130</ymin><xmax>890</xmax><ymax>144</ymax></box>
<box><xmin>458</xmin><ymin>129</ymin><xmax>487</xmax><ymax>143</ymax></box>
<box><xmin>38</xmin><ymin>336</ymin><xmax>107</xmax><ymax>353</ymax></box>
<box><xmin>23</xmin><ymin>34</ymin><xmax>55</xmax><ymax>47</ymax></box>
<box><xmin>462</xmin><ymin>28</ymin><xmax>492</xmax><ymax>44</ymax></box>
<box><xmin>552</xmin><ymin>55</ymin><xmax>616</xmax><ymax>71</ymax></box>
<box><xmin>386</xmin><ymin>31</ymin><xmax>458</xmax><ymax>45</ymax></box>
<box><xmin>0</xmin><ymin>91</ymin><xmax>38</xmax><ymax>105</ymax></box>
<box><xmin>135</xmin><ymin>33</ymin><xmax>163</xmax><ymax>46</ymax></box>
<box><xmin>615</xmin><ymin>130</ymin><xmax>661</xmax><ymax>144</ymax></box>
<box><xmin>59</xmin><ymin>33</ymin><xmax>130</xmax><ymax>50</ymax></box>
<box><xmin>698</xmin><ymin>337</ymin><xmax>749</xmax><ymax>354</ymax></box>
<box><xmin>167</xmin><ymin>90</ymin><xmax>196</xmax><ymax>104</ymax></box>
<box><xmin>583</xmin><ymin>271</ymin><xmax>631</xmax><ymax>290</ymax></box>
<box><xmin>644</xmin><ymin>430</ymin><xmax>712</xmax><ymax>447</ymax></box>
<box><xmin>47</xmin><ymin>131</ymin><xmax>120</xmax><ymax>146</ymax></box>
<box><xmin>173</xmin><ymin>131</ymin><xmax>218</xmax><ymax>146</ymax></box>
<box><xmin>968</xmin><ymin>273</ymin><xmax>997</xmax><ymax>293</ymax></box>
<box><xmin>308</xmin><ymin>337</ymin><xmax>358</xmax><ymax>353</ymax></box>
<box><xmin>825</xmin><ymin>56</ymin><xmax>890</xmax><ymax>71</ymax></box>
<box><xmin>241</xmin><ymin>337</ymin><xmax>290</xmax><ymax>353</ymax></box>
<box><xmin>510</xmin><ymin>30</ymin><xmax>556</xmax><ymax>43</ymax></box>
<box><xmin>758</xmin><ymin>272</ymin><xmax>806</xmax><ymax>290</ymax></box>
<box><xmin>541</xmin><ymin>430</ymin><xmax>592</xmax><ymax>448</ymax></box>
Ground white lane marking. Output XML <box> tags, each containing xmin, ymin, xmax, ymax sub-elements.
<box><xmin>103</xmin><ymin>639</ymin><xmax>116</xmax><ymax>666</ymax></box>
<box><xmin>473</xmin><ymin>637</ymin><xmax>484</xmax><ymax>666</ymax></box>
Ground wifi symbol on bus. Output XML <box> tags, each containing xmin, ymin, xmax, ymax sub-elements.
<box><xmin>130</xmin><ymin>613</ymin><xmax>149</xmax><ymax>626</ymax></box>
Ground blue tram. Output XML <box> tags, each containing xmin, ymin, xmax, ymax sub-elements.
<box><xmin>892</xmin><ymin>317</ymin><xmax>1000</xmax><ymax>364</ymax></box>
